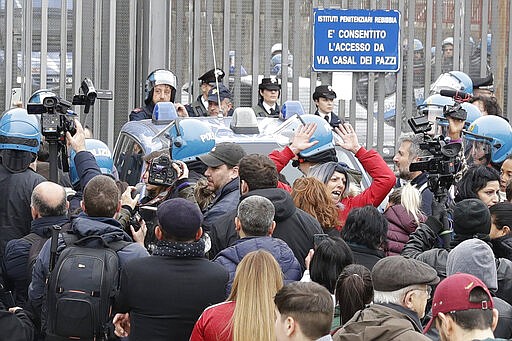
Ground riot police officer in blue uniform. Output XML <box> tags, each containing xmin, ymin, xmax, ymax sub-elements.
<box><xmin>0</xmin><ymin>108</ymin><xmax>45</xmax><ymax>263</ymax></box>
<box><xmin>186</xmin><ymin>68</ymin><xmax>225</xmax><ymax>117</ymax></box>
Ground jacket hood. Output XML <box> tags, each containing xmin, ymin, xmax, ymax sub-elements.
<box><xmin>225</xmin><ymin>237</ymin><xmax>296</xmax><ymax>269</ymax></box>
<box><xmin>72</xmin><ymin>215</ymin><xmax>133</xmax><ymax>245</ymax></box>
<box><xmin>241</xmin><ymin>188</ymin><xmax>296</xmax><ymax>222</ymax></box>
<box><xmin>384</xmin><ymin>205</ymin><xmax>423</xmax><ymax>233</ymax></box>
<box><xmin>446</xmin><ymin>239</ymin><xmax>498</xmax><ymax>292</ymax></box>
<box><xmin>337</xmin><ymin>304</ymin><xmax>422</xmax><ymax>340</ymax></box>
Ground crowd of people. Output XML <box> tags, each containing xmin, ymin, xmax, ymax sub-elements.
<box><xmin>0</xmin><ymin>61</ymin><xmax>511</xmax><ymax>341</ymax></box>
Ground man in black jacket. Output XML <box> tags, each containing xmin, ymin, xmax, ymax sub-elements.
<box><xmin>114</xmin><ymin>198</ymin><xmax>228</xmax><ymax>340</ymax></box>
<box><xmin>3</xmin><ymin>181</ymin><xmax>69</xmax><ymax>307</ymax></box>
<box><xmin>208</xmin><ymin>154</ymin><xmax>323</xmax><ymax>270</ymax></box>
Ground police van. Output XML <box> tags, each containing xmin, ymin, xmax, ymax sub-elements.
<box><xmin>113</xmin><ymin>104</ymin><xmax>372</xmax><ymax>190</ymax></box>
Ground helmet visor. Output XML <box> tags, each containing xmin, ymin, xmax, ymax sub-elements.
<box><xmin>430</xmin><ymin>73</ymin><xmax>463</xmax><ymax>95</ymax></box>
<box><xmin>463</xmin><ymin>132</ymin><xmax>493</xmax><ymax>166</ymax></box>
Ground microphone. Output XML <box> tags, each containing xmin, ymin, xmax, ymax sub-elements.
<box><xmin>439</xmin><ymin>89</ymin><xmax>473</xmax><ymax>102</ymax></box>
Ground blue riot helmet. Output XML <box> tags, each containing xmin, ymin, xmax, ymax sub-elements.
<box><xmin>430</xmin><ymin>71</ymin><xmax>473</xmax><ymax>96</ymax></box>
<box><xmin>463</xmin><ymin>115</ymin><xmax>512</xmax><ymax>166</ymax></box>
<box><xmin>273</xmin><ymin>114</ymin><xmax>336</xmax><ymax>166</ymax></box>
<box><xmin>460</xmin><ymin>102</ymin><xmax>482</xmax><ymax>129</ymax></box>
<box><xmin>0</xmin><ymin>108</ymin><xmax>41</xmax><ymax>172</ymax></box>
<box><xmin>144</xmin><ymin>69</ymin><xmax>177</xmax><ymax>105</ymax></box>
<box><xmin>419</xmin><ymin>94</ymin><xmax>455</xmax><ymax>124</ymax></box>
<box><xmin>167</xmin><ymin>118</ymin><xmax>215</xmax><ymax>162</ymax></box>
<box><xmin>28</xmin><ymin>89</ymin><xmax>57</xmax><ymax>104</ymax></box>
<box><xmin>280</xmin><ymin>101</ymin><xmax>305</xmax><ymax>120</ymax></box>
<box><xmin>69</xmin><ymin>139</ymin><xmax>113</xmax><ymax>187</ymax></box>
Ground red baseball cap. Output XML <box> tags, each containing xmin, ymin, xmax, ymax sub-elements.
<box><xmin>423</xmin><ymin>273</ymin><xmax>494</xmax><ymax>333</ymax></box>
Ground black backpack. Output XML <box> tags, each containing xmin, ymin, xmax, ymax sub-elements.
<box><xmin>46</xmin><ymin>232</ymin><xmax>130</xmax><ymax>340</ymax></box>
<box><xmin>22</xmin><ymin>233</ymin><xmax>49</xmax><ymax>278</ymax></box>
<box><xmin>22</xmin><ymin>223</ymin><xmax>71</xmax><ymax>279</ymax></box>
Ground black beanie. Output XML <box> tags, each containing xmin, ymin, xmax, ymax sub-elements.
<box><xmin>453</xmin><ymin>199</ymin><xmax>491</xmax><ymax>236</ymax></box>
<box><xmin>301</xmin><ymin>148</ymin><xmax>338</xmax><ymax>164</ymax></box>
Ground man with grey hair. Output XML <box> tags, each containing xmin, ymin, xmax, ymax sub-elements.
<box><xmin>3</xmin><ymin>181</ymin><xmax>70</xmax><ymax>306</ymax></box>
<box><xmin>334</xmin><ymin>255</ymin><xmax>439</xmax><ymax>341</ymax></box>
<box><xmin>213</xmin><ymin>195</ymin><xmax>301</xmax><ymax>295</ymax></box>
<box><xmin>393</xmin><ymin>133</ymin><xmax>434</xmax><ymax>215</ymax></box>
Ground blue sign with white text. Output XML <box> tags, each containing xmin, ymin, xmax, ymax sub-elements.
<box><xmin>313</xmin><ymin>9</ymin><xmax>401</xmax><ymax>72</ymax></box>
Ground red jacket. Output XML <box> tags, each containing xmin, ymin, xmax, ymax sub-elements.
<box><xmin>190</xmin><ymin>301</ymin><xmax>235</xmax><ymax>340</ymax></box>
<box><xmin>269</xmin><ymin>146</ymin><xmax>395</xmax><ymax>228</ymax></box>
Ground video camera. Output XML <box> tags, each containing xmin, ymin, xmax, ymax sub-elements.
<box><xmin>26</xmin><ymin>78</ymin><xmax>112</xmax><ymax>183</ymax></box>
<box><xmin>148</xmin><ymin>154</ymin><xmax>182</xmax><ymax>187</ymax></box>
<box><xmin>407</xmin><ymin>113</ymin><xmax>462</xmax><ymax>199</ymax></box>
<box><xmin>27</xmin><ymin>96</ymin><xmax>76</xmax><ymax>141</ymax></box>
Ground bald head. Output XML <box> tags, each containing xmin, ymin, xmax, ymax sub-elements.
<box><xmin>31</xmin><ymin>181</ymin><xmax>68</xmax><ymax>218</ymax></box>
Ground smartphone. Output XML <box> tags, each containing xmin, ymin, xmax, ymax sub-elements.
<box><xmin>313</xmin><ymin>233</ymin><xmax>329</xmax><ymax>249</ymax></box>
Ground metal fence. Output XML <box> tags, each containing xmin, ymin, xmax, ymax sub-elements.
<box><xmin>0</xmin><ymin>0</ymin><xmax>509</xmax><ymax>157</ymax></box>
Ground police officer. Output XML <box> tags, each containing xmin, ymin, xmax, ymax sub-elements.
<box><xmin>207</xmin><ymin>84</ymin><xmax>234</xmax><ymax>117</ymax></box>
<box><xmin>130</xmin><ymin>69</ymin><xmax>188</xmax><ymax>121</ymax></box>
<box><xmin>186</xmin><ymin>68</ymin><xmax>225</xmax><ymax>117</ymax></box>
<box><xmin>0</xmin><ymin>108</ymin><xmax>45</xmax><ymax>263</ymax></box>
<box><xmin>253</xmin><ymin>77</ymin><xmax>281</xmax><ymax>117</ymax></box>
<box><xmin>312</xmin><ymin>85</ymin><xmax>343</xmax><ymax>127</ymax></box>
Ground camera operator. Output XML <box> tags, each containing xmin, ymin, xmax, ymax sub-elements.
<box><xmin>393</xmin><ymin>133</ymin><xmax>435</xmax><ymax>215</ymax></box>
<box><xmin>120</xmin><ymin>118</ymin><xmax>217</xmax><ymax>249</ymax></box>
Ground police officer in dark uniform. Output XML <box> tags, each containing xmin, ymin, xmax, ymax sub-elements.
<box><xmin>312</xmin><ymin>85</ymin><xmax>343</xmax><ymax>127</ymax></box>
<box><xmin>186</xmin><ymin>68</ymin><xmax>225</xmax><ymax>117</ymax></box>
<box><xmin>253</xmin><ymin>77</ymin><xmax>281</xmax><ymax>117</ymax></box>
<box><xmin>0</xmin><ymin>108</ymin><xmax>45</xmax><ymax>264</ymax></box>
<box><xmin>207</xmin><ymin>84</ymin><xmax>234</xmax><ymax>117</ymax></box>
<box><xmin>129</xmin><ymin>69</ymin><xmax>179</xmax><ymax>121</ymax></box>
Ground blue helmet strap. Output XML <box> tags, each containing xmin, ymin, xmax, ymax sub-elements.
<box><xmin>0</xmin><ymin>149</ymin><xmax>35</xmax><ymax>173</ymax></box>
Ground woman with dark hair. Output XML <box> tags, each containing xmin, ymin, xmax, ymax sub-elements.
<box><xmin>490</xmin><ymin>202</ymin><xmax>512</xmax><ymax>261</ymax></box>
<box><xmin>292</xmin><ymin>177</ymin><xmax>340</xmax><ymax>236</ymax></box>
<box><xmin>305</xmin><ymin>237</ymin><xmax>354</xmax><ymax>294</ymax></box>
<box><xmin>454</xmin><ymin>165</ymin><xmax>500</xmax><ymax>207</ymax></box>
<box><xmin>341</xmin><ymin>206</ymin><xmax>388</xmax><ymax>270</ymax></box>
<box><xmin>334</xmin><ymin>264</ymin><xmax>373</xmax><ymax>329</ymax></box>
<box><xmin>300</xmin><ymin>237</ymin><xmax>354</xmax><ymax>332</ymax></box>
<box><xmin>470</xmin><ymin>95</ymin><xmax>503</xmax><ymax>116</ymax></box>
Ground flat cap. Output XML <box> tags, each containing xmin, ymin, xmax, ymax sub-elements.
<box><xmin>372</xmin><ymin>256</ymin><xmax>440</xmax><ymax>292</ymax></box>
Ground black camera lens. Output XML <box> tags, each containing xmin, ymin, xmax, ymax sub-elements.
<box><xmin>43</xmin><ymin>96</ymin><xmax>57</xmax><ymax>108</ymax></box>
